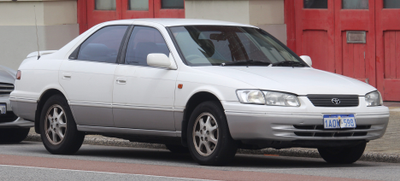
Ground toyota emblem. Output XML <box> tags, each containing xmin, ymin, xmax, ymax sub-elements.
<box><xmin>331</xmin><ymin>98</ymin><xmax>341</xmax><ymax>105</ymax></box>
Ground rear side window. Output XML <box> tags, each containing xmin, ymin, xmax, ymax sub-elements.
<box><xmin>72</xmin><ymin>26</ymin><xmax>128</xmax><ymax>63</ymax></box>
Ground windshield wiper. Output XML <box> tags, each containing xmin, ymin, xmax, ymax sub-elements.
<box><xmin>221</xmin><ymin>60</ymin><xmax>271</xmax><ymax>66</ymax></box>
<box><xmin>272</xmin><ymin>61</ymin><xmax>306</xmax><ymax>67</ymax></box>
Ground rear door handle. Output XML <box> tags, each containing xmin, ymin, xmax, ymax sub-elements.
<box><xmin>116</xmin><ymin>78</ymin><xmax>127</xmax><ymax>85</ymax></box>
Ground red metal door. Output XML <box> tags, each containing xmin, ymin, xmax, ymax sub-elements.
<box><xmin>154</xmin><ymin>0</ymin><xmax>185</xmax><ymax>18</ymax></box>
<box><xmin>294</xmin><ymin>0</ymin><xmax>335</xmax><ymax>72</ymax></box>
<box><xmin>78</xmin><ymin>0</ymin><xmax>185</xmax><ymax>33</ymax></box>
<box><xmin>376</xmin><ymin>0</ymin><xmax>400</xmax><ymax>100</ymax></box>
<box><xmin>334</xmin><ymin>0</ymin><xmax>375</xmax><ymax>86</ymax></box>
<box><xmin>86</xmin><ymin>0</ymin><xmax>122</xmax><ymax>29</ymax></box>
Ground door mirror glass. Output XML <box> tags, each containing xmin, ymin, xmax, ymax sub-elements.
<box><xmin>300</xmin><ymin>55</ymin><xmax>312</xmax><ymax>67</ymax></box>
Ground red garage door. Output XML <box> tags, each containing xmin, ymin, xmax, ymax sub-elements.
<box><xmin>376</xmin><ymin>1</ymin><xmax>400</xmax><ymax>101</ymax></box>
<box><xmin>78</xmin><ymin>0</ymin><xmax>185</xmax><ymax>33</ymax></box>
<box><xmin>287</xmin><ymin>0</ymin><xmax>400</xmax><ymax>101</ymax></box>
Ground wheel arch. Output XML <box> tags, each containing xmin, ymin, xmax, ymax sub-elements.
<box><xmin>181</xmin><ymin>91</ymin><xmax>223</xmax><ymax>147</ymax></box>
<box><xmin>34</xmin><ymin>89</ymin><xmax>67</xmax><ymax>134</ymax></box>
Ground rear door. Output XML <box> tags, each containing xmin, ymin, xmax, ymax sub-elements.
<box><xmin>60</xmin><ymin>25</ymin><xmax>129</xmax><ymax>127</ymax></box>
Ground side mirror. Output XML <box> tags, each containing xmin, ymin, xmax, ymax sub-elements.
<box><xmin>147</xmin><ymin>53</ymin><xmax>177</xmax><ymax>70</ymax></box>
<box><xmin>300</xmin><ymin>55</ymin><xmax>312</xmax><ymax>67</ymax></box>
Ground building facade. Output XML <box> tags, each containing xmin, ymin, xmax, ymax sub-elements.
<box><xmin>0</xmin><ymin>0</ymin><xmax>399</xmax><ymax>101</ymax></box>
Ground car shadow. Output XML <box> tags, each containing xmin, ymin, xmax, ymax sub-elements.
<box><xmin>69</xmin><ymin>145</ymin><xmax>373</xmax><ymax>169</ymax></box>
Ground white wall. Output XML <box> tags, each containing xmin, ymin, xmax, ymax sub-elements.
<box><xmin>185</xmin><ymin>0</ymin><xmax>286</xmax><ymax>44</ymax></box>
<box><xmin>0</xmin><ymin>0</ymin><xmax>78</xmax><ymax>70</ymax></box>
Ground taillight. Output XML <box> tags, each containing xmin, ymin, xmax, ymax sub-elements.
<box><xmin>16</xmin><ymin>70</ymin><xmax>21</xmax><ymax>80</ymax></box>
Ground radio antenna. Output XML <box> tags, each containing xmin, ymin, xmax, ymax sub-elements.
<box><xmin>34</xmin><ymin>5</ymin><xmax>41</xmax><ymax>60</ymax></box>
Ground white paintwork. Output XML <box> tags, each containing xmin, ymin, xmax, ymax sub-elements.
<box><xmin>300</xmin><ymin>55</ymin><xmax>312</xmax><ymax>67</ymax></box>
<box><xmin>147</xmin><ymin>53</ymin><xmax>177</xmax><ymax>69</ymax></box>
<box><xmin>9</xmin><ymin>19</ymin><xmax>389</xmax><ymax>145</ymax></box>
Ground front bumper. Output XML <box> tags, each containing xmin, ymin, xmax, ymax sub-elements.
<box><xmin>1</xmin><ymin>93</ymin><xmax>34</xmax><ymax>128</ymax></box>
<box><xmin>223</xmin><ymin>97</ymin><xmax>389</xmax><ymax>144</ymax></box>
<box><xmin>0</xmin><ymin>117</ymin><xmax>34</xmax><ymax>128</ymax></box>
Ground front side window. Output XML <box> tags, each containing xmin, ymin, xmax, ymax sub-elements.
<box><xmin>74</xmin><ymin>26</ymin><xmax>128</xmax><ymax>63</ymax></box>
<box><xmin>169</xmin><ymin>26</ymin><xmax>304</xmax><ymax>67</ymax></box>
<box><xmin>125</xmin><ymin>26</ymin><xmax>170</xmax><ymax>66</ymax></box>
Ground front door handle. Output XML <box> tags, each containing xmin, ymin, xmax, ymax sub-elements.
<box><xmin>62</xmin><ymin>73</ymin><xmax>72</xmax><ymax>79</ymax></box>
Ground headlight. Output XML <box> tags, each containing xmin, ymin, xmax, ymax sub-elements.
<box><xmin>365</xmin><ymin>91</ymin><xmax>382</xmax><ymax>107</ymax></box>
<box><xmin>236</xmin><ymin>90</ymin><xmax>300</xmax><ymax>107</ymax></box>
<box><xmin>236</xmin><ymin>90</ymin><xmax>265</xmax><ymax>104</ymax></box>
<box><xmin>262</xmin><ymin>91</ymin><xmax>300</xmax><ymax>107</ymax></box>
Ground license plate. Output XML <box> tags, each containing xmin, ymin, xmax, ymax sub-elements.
<box><xmin>323</xmin><ymin>114</ymin><xmax>356</xmax><ymax>129</ymax></box>
<box><xmin>0</xmin><ymin>103</ymin><xmax>6</xmax><ymax>114</ymax></box>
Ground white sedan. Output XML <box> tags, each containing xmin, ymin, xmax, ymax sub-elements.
<box><xmin>10</xmin><ymin>19</ymin><xmax>389</xmax><ymax>165</ymax></box>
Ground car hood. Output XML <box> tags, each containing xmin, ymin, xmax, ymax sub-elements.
<box><xmin>0</xmin><ymin>65</ymin><xmax>16</xmax><ymax>84</ymax></box>
<box><xmin>196</xmin><ymin>66</ymin><xmax>375</xmax><ymax>95</ymax></box>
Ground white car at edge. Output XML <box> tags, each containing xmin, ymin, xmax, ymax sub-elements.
<box><xmin>10</xmin><ymin>19</ymin><xmax>389</xmax><ymax>165</ymax></box>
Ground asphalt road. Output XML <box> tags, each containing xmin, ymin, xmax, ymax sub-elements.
<box><xmin>0</xmin><ymin>141</ymin><xmax>399</xmax><ymax>181</ymax></box>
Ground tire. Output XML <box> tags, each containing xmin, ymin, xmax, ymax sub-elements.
<box><xmin>187</xmin><ymin>101</ymin><xmax>237</xmax><ymax>165</ymax></box>
<box><xmin>318</xmin><ymin>142</ymin><xmax>366</xmax><ymax>164</ymax></box>
<box><xmin>165</xmin><ymin>144</ymin><xmax>189</xmax><ymax>153</ymax></box>
<box><xmin>0</xmin><ymin>128</ymin><xmax>30</xmax><ymax>144</ymax></box>
<box><xmin>40</xmin><ymin>95</ymin><xmax>85</xmax><ymax>154</ymax></box>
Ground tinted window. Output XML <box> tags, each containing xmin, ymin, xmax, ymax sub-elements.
<box><xmin>161</xmin><ymin>0</ymin><xmax>184</xmax><ymax>9</ymax></box>
<box><xmin>304</xmin><ymin>0</ymin><xmax>327</xmax><ymax>9</ymax></box>
<box><xmin>129</xmin><ymin>0</ymin><xmax>149</xmax><ymax>10</ymax></box>
<box><xmin>95</xmin><ymin>0</ymin><xmax>116</xmax><ymax>10</ymax></box>
<box><xmin>342</xmin><ymin>0</ymin><xmax>368</xmax><ymax>9</ymax></box>
<box><xmin>384</xmin><ymin>0</ymin><xmax>400</xmax><ymax>8</ymax></box>
<box><xmin>125</xmin><ymin>26</ymin><xmax>170</xmax><ymax>66</ymax></box>
<box><xmin>76</xmin><ymin>26</ymin><xmax>128</xmax><ymax>63</ymax></box>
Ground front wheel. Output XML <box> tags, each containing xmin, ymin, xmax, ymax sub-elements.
<box><xmin>40</xmin><ymin>95</ymin><xmax>85</xmax><ymax>154</ymax></box>
<box><xmin>187</xmin><ymin>101</ymin><xmax>237</xmax><ymax>165</ymax></box>
<box><xmin>318</xmin><ymin>142</ymin><xmax>366</xmax><ymax>164</ymax></box>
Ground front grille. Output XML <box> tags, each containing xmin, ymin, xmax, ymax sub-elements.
<box><xmin>293</xmin><ymin>125</ymin><xmax>370</xmax><ymax>137</ymax></box>
<box><xmin>0</xmin><ymin>111</ymin><xmax>18</xmax><ymax>123</ymax></box>
<box><xmin>0</xmin><ymin>83</ymin><xmax>14</xmax><ymax>95</ymax></box>
<box><xmin>307</xmin><ymin>94</ymin><xmax>359</xmax><ymax>107</ymax></box>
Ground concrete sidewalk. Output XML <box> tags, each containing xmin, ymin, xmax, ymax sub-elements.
<box><xmin>25</xmin><ymin>102</ymin><xmax>400</xmax><ymax>163</ymax></box>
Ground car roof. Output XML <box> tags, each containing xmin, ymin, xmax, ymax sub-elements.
<box><xmin>102</xmin><ymin>18</ymin><xmax>257</xmax><ymax>28</ymax></box>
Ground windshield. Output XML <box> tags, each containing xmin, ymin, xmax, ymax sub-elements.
<box><xmin>169</xmin><ymin>26</ymin><xmax>306</xmax><ymax>67</ymax></box>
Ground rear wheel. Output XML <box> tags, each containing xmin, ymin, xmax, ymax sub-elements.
<box><xmin>40</xmin><ymin>95</ymin><xmax>84</xmax><ymax>154</ymax></box>
<box><xmin>318</xmin><ymin>142</ymin><xmax>366</xmax><ymax>164</ymax></box>
<box><xmin>187</xmin><ymin>101</ymin><xmax>237</xmax><ymax>165</ymax></box>
<box><xmin>0</xmin><ymin>128</ymin><xmax>30</xmax><ymax>144</ymax></box>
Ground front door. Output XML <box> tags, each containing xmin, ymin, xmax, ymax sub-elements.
<box><xmin>113</xmin><ymin>25</ymin><xmax>177</xmax><ymax>131</ymax></box>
